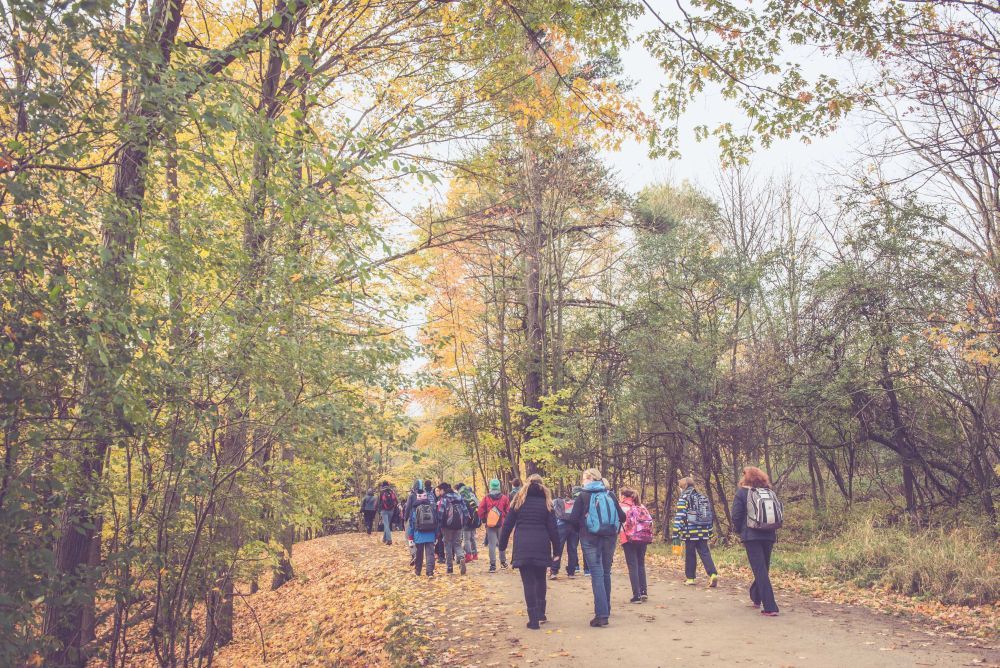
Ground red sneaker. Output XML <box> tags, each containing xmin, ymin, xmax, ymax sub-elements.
<box><xmin>464</xmin><ymin>554</ymin><xmax>473</xmax><ymax>563</ymax></box>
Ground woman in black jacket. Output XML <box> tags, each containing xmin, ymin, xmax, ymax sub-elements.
<box><xmin>731</xmin><ymin>466</ymin><xmax>779</xmax><ymax>615</ymax></box>
<box><xmin>500</xmin><ymin>474</ymin><xmax>559</xmax><ymax>629</ymax></box>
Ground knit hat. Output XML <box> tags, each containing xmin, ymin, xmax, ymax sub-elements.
<box><xmin>489</xmin><ymin>478</ymin><xmax>501</xmax><ymax>492</ymax></box>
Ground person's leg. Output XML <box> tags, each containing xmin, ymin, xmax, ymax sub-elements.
<box><xmin>551</xmin><ymin>524</ymin><xmax>566</xmax><ymax>575</ymax></box>
<box><xmin>435</xmin><ymin>534</ymin><xmax>445</xmax><ymax>562</ymax></box>
<box><xmin>452</xmin><ymin>529</ymin><xmax>466</xmax><ymax>573</ymax></box>
<box><xmin>424</xmin><ymin>543</ymin><xmax>435</xmax><ymax>576</ymax></box>
<box><xmin>470</xmin><ymin>527</ymin><xmax>478</xmax><ymax>556</ymax></box>
<box><xmin>443</xmin><ymin>529</ymin><xmax>455</xmax><ymax>570</ymax></box>
<box><xmin>758</xmin><ymin>541</ymin><xmax>778</xmax><ymax>612</ymax></box>
<box><xmin>623</xmin><ymin>543</ymin><xmax>640</xmax><ymax>598</ymax></box>
<box><xmin>487</xmin><ymin>527</ymin><xmax>498</xmax><ymax>569</ymax></box>
<box><xmin>600</xmin><ymin>536</ymin><xmax>615</xmax><ymax>616</ymax></box>
<box><xmin>566</xmin><ymin>531</ymin><xmax>580</xmax><ymax>575</ymax></box>
<box><xmin>696</xmin><ymin>540</ymin><xmax>717</xmax><ymax>575</ymax></box>
<box><xmin>637</xmin><ymin>542</ymin><xmax>648</xmax><ymax>596</ymax></box>
<box><xmin>381</xmin><ymin>510</ymin><xmax>392</xmax><ymax>543</ymax></box>
<box><xmin>536</xmin><ymin>565</ymin><xmax>548</xmax><ymax>620</ymax></box>
<box><xmin>414</xmin><ymin>541</ymin><xmax>424</xmax><ymax>575</ymax></box>
<box><xmin>685</xmin><ymin>539</ymin><xmax>697</xmax><ymax>579</ymax></box>
<box><xmin>581</xmin><ymin>539</ymin><xmax>609</xmax><ymax>620</ymax></box>
<box><xmin>520</xmin><ymin>567</ymin><xmax>540</xmax><ymax>627</ymax></box>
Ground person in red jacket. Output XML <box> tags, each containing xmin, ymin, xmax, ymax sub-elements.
<box><xmin>478</xmin><ymin>478</ymin><xmax>510</xmax><ymax>572</ymax></box>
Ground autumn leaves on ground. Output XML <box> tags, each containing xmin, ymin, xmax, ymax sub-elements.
<box><xmin>132</xmin><ymin>532</ymin><xmax>998</xmax><ymax>668</ymax></box>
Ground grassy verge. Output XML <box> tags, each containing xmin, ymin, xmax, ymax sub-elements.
<box><xmin>649</xmin><ymin>505</ymin><xmax>999</xmax><ymax>639</ymax></box>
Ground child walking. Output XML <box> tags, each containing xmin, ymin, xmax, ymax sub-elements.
<box><xmin>672</xmin><ymin>476</ymin><xmax>719</xmax><ymax>587</ymax></box>
<box><xmin>619</xmin><ymin>487</ymin><xmax>653</xmax><ymax>602</ymax></box>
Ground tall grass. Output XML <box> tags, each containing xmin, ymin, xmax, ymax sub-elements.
<box><xmin>697</xmin><ymin>507</ymin><xmax>999</xmax><ymax>606</ymax></box>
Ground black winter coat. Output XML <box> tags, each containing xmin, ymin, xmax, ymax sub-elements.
<box><xmin>730</xmin><ymin>487</ymin><xmax>778</xmax><ymax>543</ymax></box>
<box><xmin>499</xmin><ymin>484</ymin><xmax>559</xmax><ymax>569</ymax></box>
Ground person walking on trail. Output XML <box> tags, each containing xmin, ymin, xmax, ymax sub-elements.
<box><xmin>435</xmin><ymin>482</ymin><xmax>469</xmax><ymax>574</ymax></box>
<box><xmin>731</xmin><ymin>466</ymin><xmax>782</xmax><ymax>616</ymax></box>
<box><xmin>509</xmin><ymin>477</ymin><xmax>522</xmax><ymax>500</ymax></box>
<box><xmin>403</xmin><ymin>479</ymin><xmax>423</xmax><ymax>564</ymax></box>
<box><xmin>499</xmin><ymin>474</ymin><xmax>559</xmax><ymax>630</ymax></box>
<box><xmin>549</xmin><ymin>486</ymin><xmax>581</xmax><ymax>579</ymax></box>
<box><xmin>478</xmin><ymin>479</ymin><xmax>510</xmax><ymax>572</ymax></box>
<box><xmin>360</xmin><ymin>489</ymin><xmax>377</xmax><ymax>535</ymax></box>
<box><xmin>377</xmin><ymin>481</ymin><xmax>398</xmax><ymax>545</ymax></box>
<box><xmin>407</xmin><ymin>481</ymin><xmax>439</xmax><ymax>577</ymax></box>
<box><xmin>672</xmin><ymin>476</ymin><xmax>719</xmax><ymax>588</ymax></box>
<box><xmin>568</xmin><ymin>468</ymin><xmax>626</xmax><ymax>627</ymax></box>
<box><xmin>456</xmin><ymin>482</ymin><xmax>481</xmax><ymax>562</ymax></box>
<box><xmin>619</xmin><ymin>487</ymin><xmax>654</xmax><ymax>602</ymax></box>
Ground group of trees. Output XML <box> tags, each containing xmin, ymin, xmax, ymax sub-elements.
<box><xmin>1</xmin><ymin>0</ymin><xmax>996</xmax><ymax>665</ymax></box>
<box><xmin>420</xmin><ymin>0</ymin><xmax>999</xmax><ymax>537</ymax></box>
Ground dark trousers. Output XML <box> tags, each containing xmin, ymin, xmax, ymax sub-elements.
<box><xmin>414</xmin><ymin>542</ymin><xmax>435</xmax><ymax>575</ymax></box>
<box><xmin>684</xmin><ymin>539</ymin><xmax>717</xmax><ymax>579</ymax></box>
<box><xmin>622</xmin><ymin>542</ymin><xmax>648</xmax><ymax>597</ymax></box>
<box><xmin>434</xmin><ymin>534</ymin><xmax>445</xmax><ymax>561</ymax></box>
<box><xmin>551</xmin><ymin>524</ymin><xmax>580</xmax><ymax>575</ymax></box>
<box><xmin>362</xmin><ymin>510</ymin><xmax>375</xmax><ymax>534</ymax></box>
<box><xmin>744</xmin><ymin>540</ymin><xmax>778</xmax><ymax>613</ymax></box>
<box><xmin>518</xmin><ymin>565</ymin><xmax>548</xmax><ymax>621</ymax></box>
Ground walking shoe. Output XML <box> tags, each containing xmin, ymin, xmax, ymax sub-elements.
<box><xmin>539</xmin><ymin>615</ymin><xmax>547</xmax><ymax>624</ymax></box>
<box><xmin>549</xmin><ymin>572</ymin><xmax>558</xmax><ymax>580</ymax></box>
<box><xmin>761</xmin><ymin>610</ymin><xmax>779</xmax><ymax>617</ymax></box>
<box><xmin>640</xmin><ymin>594</ymin><xmax>648</xmax><ymax>602</ymax></box>
<box><xmin>460</xmin><ymin>562</ymin><xmax>467</xmax><ymax>575</ymax></box>
<box><xmin>526</xmin><ymin>619</ymin><xmax>540</xmax><ymax>630</ymax></box>
<box><xmin>489</xmin><ymin>565</ymin><xmax>497</xmax><ymax>573</ymax></box>
<box><xmin>629</xmin><ymin>596</ymin><xmax>641</xmax><ymax>603</ymax></box>
<box><xmin>447</xmin><ymin>566</ymin><xmax>454</xmax><ymax>574</ymax></box>
<box><xmin>464</xmin><ymin>554</ymin><xmax>473</xmax><ymax>563</ymax></box>
<box><xmin>500</xmin><ymin>562</ymin><xmax>508</xmax><ymax>569</ymax></box>
<box><xmin>566</xmin><ymin>572</ymin><xmax>575</xmax><ymax>579</ymax></box>
<box><xmin>584</xmin><ymin>570</ymin><xmax>590</xmax><ymax>576</ymax></box>
<box><xmin>708</xmin><ymin>574</ymin><xmax>719</xmax><ymax>588</ymax></box>
<box><xmin>589</xmin><ymin>617</ymin><xmax>609</xmax><ymax>627</ymax></box>
<box><xmin>684</xmin><ymin>578</ymin><xmax>697</xmax><ymax>586</ymax></box>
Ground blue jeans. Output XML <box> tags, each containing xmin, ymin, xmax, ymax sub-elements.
<box><xmin>581</xmin><ymin>534</ymin><xmax>617</xmax><ymax>618</ymax></box>
<box><xmin>381</xmin><ymin>510</ymin><xmax>393</xmax><ymax>543</ymax></box>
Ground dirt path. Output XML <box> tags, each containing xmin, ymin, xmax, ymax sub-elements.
<box><xmin>464</xmin><ymin>547</ymin><xmax>998</xmax><ymax>668</ymax></box>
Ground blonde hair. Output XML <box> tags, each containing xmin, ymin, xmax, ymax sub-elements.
<box><xmin>511</xmin><ymin>473</ymin><xmax>553</xmax><ymax>511</ymax></box>
<box><xmin>582</xmin><ymin>468</ymin><xmax>602</xmax><ymax>483</ymax></box>
<box><xmin>679</xmin><ymin>476</ymin><xmax>695</xmax><ymax>489</ymax></box>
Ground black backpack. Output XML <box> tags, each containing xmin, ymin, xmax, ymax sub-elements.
<box><xmin>443</xmin><ymin>497</ymin><xmax>464</xmax><ymax>530</ymax></box>
<box><xmin>414</xmin><ymin>501</ymin><xmax>436</xmax><ymax>532</ymax></box>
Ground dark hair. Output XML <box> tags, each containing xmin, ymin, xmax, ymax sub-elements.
<box><xmin>423</xmin><ymin>479</ymin><xmax>433</xmax><ymax>491</ymax></box>
<box><xmin>739</xmin><ymin>466</ymin><xmax>771</xmax><ymax>489</ymax></box>
<box><xmin>438</xmin><ymin>482</ymin><xmax>452</xmax><ymax>494</ymax></box>
<box><xmin>620</xmin><ymin>486</ymin><xmax>639</xmax><ymax>501</ymax></box>
<box><xmin>380</xmin><ymin>480</ymin><xmax>389</xmax><ymax>487</ymax></box>
<box><xmin>510</xmin><ymin>477</ymin><xmax>522</xmax><ymax>488</ymax></box>
<box><xmin>455</xmin><ymin>482</ymin><xmax>465</xmax><ymax>490</ymax></box>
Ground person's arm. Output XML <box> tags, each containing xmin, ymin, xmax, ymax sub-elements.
<box><xmin>477</xmin><ymin>496</ymin><xmax>488</xmax><ymax>520</ymax></box>
<box><xmin>730</xmin><ymin>488</ymin><xmax>746</xmax><ymax>537</ymax></box>
<box><xmin>498</xmin><ymin>506</ymin><xmax>518</xmax><ymax>551</ymax></box>
<box><xmin>612</xmin><ymin>495</ymin><xmax>627</xmax><ymax>524</ymax></box>
<box><xmin>567</xmin><ymin>492</ymin><xmax>585</xmax><ymax>529</ymax></box>
<box><xmin>673</xmin><ymin>495</ymin><xmax>687</xmax><ymax>536</ymax></box>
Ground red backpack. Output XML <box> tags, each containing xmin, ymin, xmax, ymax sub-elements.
<box><xmin>380</xmin><ymin>488</ymin><xmax>398</xmax><ymax>511</ymax></box>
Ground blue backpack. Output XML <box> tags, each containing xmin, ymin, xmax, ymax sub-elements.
<box><xmin>585</xmin><ymin>489</ymin><xmax>620</xmax><ymax>536</ymax></box>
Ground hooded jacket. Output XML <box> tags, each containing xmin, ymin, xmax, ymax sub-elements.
<box><xmin>499</xmin><ymin>483</ymin><xmax>559</xmax><ymax>568</ymax></box>
<box><xmin>361</xmin><ymin>492</ymin><xmax>377</xmax><ymax>512</ymax></box>
<box><xmin>567</xmin><ymin>480</ymin><xmax>626</xmax><ymax>541</ymax></box>
<box><xmin>478</xmin><ymin>491</ymin><xmax>510</xmax><ymax>524</ymax></box>
<box><xmin>673</xmin><ymin>486</ymin><xmax>714</xmax><ymax>541</ymax></box>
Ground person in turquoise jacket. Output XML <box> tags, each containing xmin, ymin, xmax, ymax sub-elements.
<box><xmin>407</xmin><ymin>481</ymin><xmax>439</xmax><ymax>576</ymax></box>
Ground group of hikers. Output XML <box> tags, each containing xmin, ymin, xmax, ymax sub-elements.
<box><xmin>359</xmin><ymin>464</ymin><xmax>782</xmax><ymax>628</ymax></box>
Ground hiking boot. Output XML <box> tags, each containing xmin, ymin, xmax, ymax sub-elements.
<box><xmin>460</xmin><ymin>561</ymin><xmax>467</xmax><ymax>575</ymax></box>
<box><xmin>489</xmin><ymin>565</ymin><xmax>496</xmax><ymax>573</ymax></box>
<box><xmin>629</xmin><ymin>596</ymin><xmax>641</xmax><ymax>603</ymax></box>
<box><xmin>589</xmin><ymin>617</ymin><xmax>609</xmax><ymax>627</ymax></box>
<box><xmin>684</xmin><ymin>578</ymin><xmax>697</xmax><ymax>586</ymax></box>
<box><xmin>640</xmin><ymin>593</ymin><xmax>648</xmax><ymax>602</ymax></box>
<box><xmin>708</xmin><ymin>574</ymin><xmax>719</xmax><ymax>588</ymax></box>
<box><xmin>500</xmin><ymin>562</ymin><xmax>508</xmax><ymax>569</ymax></box>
